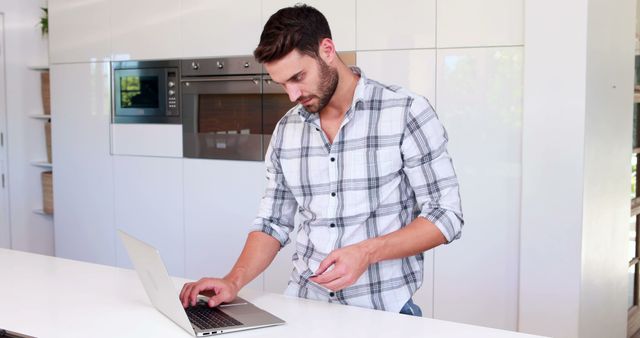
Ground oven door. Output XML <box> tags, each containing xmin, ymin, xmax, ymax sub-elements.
<box><xmin>114</xmin><ymin>67</ymin><xmax>180</xmax><ymax>124</ymax></box>
<box><xmin>182</xmin><ymin>76</ymin><xmax>264</xmax><ymax>161</ymax></box>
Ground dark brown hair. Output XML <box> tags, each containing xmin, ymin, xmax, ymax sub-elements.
<box><xmin>253</xmin><ymin>4</ymin><xmax>332</xmax><ymax>63</ymax></box>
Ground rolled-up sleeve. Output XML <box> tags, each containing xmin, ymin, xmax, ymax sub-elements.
<box><xmin>401</xmin><ymin>97</ymin><xmax>464</xmax><ymax>243</ymax></box>
<box><xmin>250</xmin><ymin>126</ymin><xmax>298</xmax><ymax>248</ymax></box>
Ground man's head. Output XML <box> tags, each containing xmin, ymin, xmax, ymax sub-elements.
<box><xmin>254</xmin><ymin>4</ymin><xmax>340</xmax><ymax>113</ymax></box>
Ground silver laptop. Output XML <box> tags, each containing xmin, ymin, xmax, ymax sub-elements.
<box><xmin>118</xmin><ymin>230</ymin><xmax>285</xmax><ymax>336</ymax></box>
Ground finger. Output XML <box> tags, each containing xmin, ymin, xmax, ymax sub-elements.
<box><xmin>322</xmin><ymin>276</ymin><xmax>350</xmax><ymax>292</ymax></box>
<box><xmin>179</xmin><ymin>283</ymin><xmax>190</xmax><ymax>306</ymax></box>
<box><xmin>181</xmin><ymin>283</ymin><xmax>195</xmax><ymax>307</ymax></box>
<box><xmin>208</xmin><ymin>294</ymin><xmax>227</xmax><ymax>308</ymax></box>
<box><xmin>188</xmin><ymin>282</ymin><xmax>213</xmax><ymax>306</ymax></box>
<box><xmin>314</xmin><ymin>253</ymin><xmax>337</xmax><ymax>276</ymax></box>
<box><xmin>312</xmin><ymin>266</ymin><xmax>342</xmax><ymax>284</ymax></box>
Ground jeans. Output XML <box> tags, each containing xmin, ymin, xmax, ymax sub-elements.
<box><xmin>399</xmin><ymin>298</ymin><xmax>423</xmax><ymax>317</ymax></box>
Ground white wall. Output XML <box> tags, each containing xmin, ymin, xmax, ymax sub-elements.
<box><xmin>0</xmin><ymin>0</ymin><xmax>51</xmax><ymax>254</ymax></box>
<box><xmin>519</xmin><ymin>0</ymin><xmax>634</xmax><ymax>337</ymax></box>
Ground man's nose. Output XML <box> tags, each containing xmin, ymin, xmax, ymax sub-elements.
<box><xmin>285</xmin><ymin>84</ymin><xmax>301</xmax><ymax>102</ymax></box>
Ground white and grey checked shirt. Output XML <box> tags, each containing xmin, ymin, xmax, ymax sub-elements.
<box><xmin>251</xmin><ymin>67</ymin><xmax>463</xmax><ymax>312</ymax></box>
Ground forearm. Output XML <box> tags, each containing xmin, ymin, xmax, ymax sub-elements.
<box><xmin>223</xmin><ymin>231</ymin><xmax>281</xmax><ymax>290</ymax></box>
<box><xmin>360</xmin><ymin>217</ymin><xmax>447</xmax><ymax>264</ymax></box>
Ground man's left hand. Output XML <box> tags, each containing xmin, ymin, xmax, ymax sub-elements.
<box><xmin>309</xmin><ymin>243</ymin><xmax>373</xmax><ymax>291</ymax></box>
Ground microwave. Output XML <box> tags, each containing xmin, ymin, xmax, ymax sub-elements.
<box><xmin>112</xmin><ymin>60</ymin><xmax>180</xmax><ymax>124</ymax></box>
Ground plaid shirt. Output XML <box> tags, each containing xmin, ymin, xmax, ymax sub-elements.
<box><xmin>251</xmin><ymin>67</ymin><xmax>463</xmax><ymax>312</ymax></box>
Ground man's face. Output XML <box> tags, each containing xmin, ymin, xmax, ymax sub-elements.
<box><xmin>264</xmin><ymin>49</ymin><xmax>339</xmax><ymax>113</ymax></box>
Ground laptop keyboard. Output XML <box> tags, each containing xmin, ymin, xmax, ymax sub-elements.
<box><xmin>186</xmin><ymin>304</ymin><xmax>244</xmax><ymax>329</ymax></box>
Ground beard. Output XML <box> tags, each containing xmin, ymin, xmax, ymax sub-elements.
<box><xmin>301</xmin><ymin>58</ymin><xmax>339</xmax><ymax>113</ymax></box>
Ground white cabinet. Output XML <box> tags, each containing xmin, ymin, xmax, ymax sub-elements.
<box><xmin>262</xmin><ymin>1</ymin><xmax>356</xmax><ymax>51</ymax></box>
<box><xmin>356</xmin><ymin>0</ymin><xmax>436</xmax><ymax>50</ymax></box>
<box><xmin>356</xmin><ymin>49</ymin><xmax>437</xmax><ymax>317</ymax></box>
<box><xmin>51</xmin><ymin>62</ymin><xmax>116</xmax><ymax>265</ymax></box>
<box><xmin>113</xmin><ymin>156</ymin><xmax>185</xmax><ymax>277</ymax></box>
<box><xmin>357</xmin><ymin>49</ymin><xmax>437</xmax><ymax>105</ymax></box>
<box><xmin>110</xmin><ymin>0</ymin><xmax>181</xmax><ymax>60</ymax></box>
<box><xmin>183</xmin><ymin>159</ymin><xmax>266</xmax><ymax>290</ymax></box>
<box><xmin>181</xmin><ymin>0</ymin><xmax>262</xmax><ymax>57</ymax></box>
<box><xmin>437</xmin><ymin>0</ymin><xmax>524</xmax><ymax>48</ymax></box>
<box><xmin>49</xmin><ymin>0</ymin><xmax>111</xmax><ymax>63</ymax></box>
<box><xmin>111</xmin><ymin>124</ymin><xmax>183</xmax><ymax>158</ymax></box>
<box><xmin>433</xmin><ymin>47</ymin><xmax>523</xmax><ymax>329</ymax></box>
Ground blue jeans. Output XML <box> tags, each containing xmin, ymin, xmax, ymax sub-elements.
<box><xmin>399</xmin><ymin>298</ymin><xmax>422</xmax><ymax>317</ymax></box>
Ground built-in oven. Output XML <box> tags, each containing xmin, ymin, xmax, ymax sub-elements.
<box><xmin>180</xmin><ymin>53</ymin><xmax>356</xmax><ymax>161</ymax></box>
<box><xmin>112</xmin><ymin>60</ymin><xmax>180</xmax><ymax>124</ymax></box>
<box><xmin>181</xmin><ymin>56</ymin><xmax>292</xmax><ymax>161</ymax></box>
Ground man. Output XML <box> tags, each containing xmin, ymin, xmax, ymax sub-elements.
<box><xmin>180</xmin><ymin>4</ymin><xmax>463</xmax><ymax>317</ymax></box>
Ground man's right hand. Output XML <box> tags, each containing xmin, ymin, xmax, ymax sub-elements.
<box><xmin>179</xmin><ymin>277</ymin><xmax>240</xmax><ymax>308</ymax></box>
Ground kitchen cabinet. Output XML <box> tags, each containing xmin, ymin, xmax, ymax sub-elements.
<box><xmin>356</xmin><ymin>49</ymin><xmax>437</xmax><ymax>317</ymax></box>
<box><xmin>262</xmin><ymin>0</ymin><xmax>356</xmax><ymax>52</ymax></box>
<box><xmin>49</xmin><ymin>0</ymin><xmax>111</xmax><ymax>63</ymax></box>
<box><xmin>181</xmin><ymin>0</ymin><xmax>262</xmax><ymax>58</ymax></box>
<box><xmin>183</xmin><ymin>158</ymin><xmax>266</xmax><ymax>290</ymax></box>
<box><xmin>356</xmin><ymin>0</ymin><xmax>436</xmax><ymax>50</ymax></box>
<box><xmin>110</xmin><ymin>0</ymin><xmax>181</xmax><ymax>60</ymax></box>
<box><xmin>113</xmin><ymin>156</ymin><xmax>185</xmax><ymax>277</ymax></box>
<box><xmin>433</xmin><ymin>47</ymin><xmax>523</xmax><ymax>329</ymax></box>
<box><xmin>437</xmin><ymin>0</ymin><xmax>524</xmax><ymax>48</ymax></box>
<box><xmin>51</xmin><ymin>62</ymin><xmax>116</xmax><ymax>265</ymax></box>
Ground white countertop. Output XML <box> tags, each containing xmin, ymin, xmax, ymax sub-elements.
<box><xmin>0</xmin><ymin>248</ymin><xmax>547</xmax><ymax>338</ymax></box>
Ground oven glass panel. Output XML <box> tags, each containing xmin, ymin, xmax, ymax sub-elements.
<box><xmin>262</xmin><ymin>93</ymin><xmax>295</xmax><ymax>155</ymax></box>
<box><xmin>120</xmin><ymin>76</ymin><xmax>160</xmax><ymax>109</ymax></box>
<box><xmin>183</xmin><ymin>92</ymin><xmax>263</xmax><ymax>161</ymax></box>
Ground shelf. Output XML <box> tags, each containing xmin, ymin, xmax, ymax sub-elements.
<box><xmin>30</xmin><ymin>161</ymin><xmax>52</xmax><ymax>169</ymax></box>
<box><xmin>28</xmin><ymin>65</ymin><xmax>49</xmax><ymax>71</ymax></box>
<box><xmin>29</xmin><ymin>114</ymin><xmax>51</xmax><ymax>120</ymax></box>
<box><xmin>33</xmin><ymin>209</ymin><xmax>52</xmax><ymax>216</ymax></box>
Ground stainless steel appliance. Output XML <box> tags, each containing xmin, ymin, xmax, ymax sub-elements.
<box><xmin>180</xmin><ymin>56</ymin><xmax>292</xmax><ymax>161</ymax></box>
<box><xmin>112</xmin><ymin>60</ymin><xmax>180</xmax><ymax>124</ymax></box>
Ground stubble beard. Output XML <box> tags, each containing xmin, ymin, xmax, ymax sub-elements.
<box><xmin>304</xmin><ymin>59</ymin><xmax>339</xmax><ymax>114</ymax></box>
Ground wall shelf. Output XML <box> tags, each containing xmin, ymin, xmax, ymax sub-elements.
<box><xmin>29</xmin><ymin>114</ymin><xmax>51</xmax><ymax>120</ymax></box>
<box><xmin>28</xmin><ymin>65</ymin><xmax>49</xmax><ymax>72</ymax></box>
<box><xmin>33</xmin><ymin>209</ymin><xmax>52</xmax><ymax>216</ymax></box>
<box><xmin>30</xmin><ymin>161</ymin><xmax>52</xmax><ymax>169</ymax></box>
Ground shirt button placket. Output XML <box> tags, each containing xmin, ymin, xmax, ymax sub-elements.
<box><xmin>327</xmin><ymin>151</ymin><xmax>339</xmax><ymax>255</ymax></box>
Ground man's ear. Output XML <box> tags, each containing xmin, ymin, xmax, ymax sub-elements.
<box><xmin>318</xmin><ymin>38</ymin><xmax>337</xmax><ymax>64</ymax></box>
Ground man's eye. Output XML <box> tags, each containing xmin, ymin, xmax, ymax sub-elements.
<box><xmin>295</xmin><ymin>73</ymin><xmax>303</xmax><ymax>81</ymax></box>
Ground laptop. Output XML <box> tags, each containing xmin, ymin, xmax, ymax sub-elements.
<box><xmin>118</xmin><ymin>230</ymin><xmax>285</xmax><ymax>336</ymax></box>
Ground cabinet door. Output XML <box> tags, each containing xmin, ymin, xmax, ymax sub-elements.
<box><xmin>183</xmin><ymin>159</ymin><xmax>265</xmax><ymax>290</ymax></box>
<box><xmin>52</xmin><ymin>62</ymin><xmax>115</xmax><ymax>265</ymax></box>
<box><xmin>356</xmin><ymin>0</ymin><xmax>436</xmax><ymax>50</ymax></box>
<box><xmin>49</xmin><ymin>0</ymin><xmax>111</xmax><ymax>63</ymax></box>
<box><xmin>437</xmin><ymin>0</ymin><xmax>524</xmax><ymax>48</ymax></box>
<box><xmin>181</xmin><ymin>0</ymin><xmax>262</xmax><ymax>58</ymax></box>
<box><xmin>356</xmin><ymin>49</ymin><xmax>437</xmax><ymax>317</ymax></box>
<box><xmin>433</xmin><ymin>47</ymin><xmax>523</xmax><ymax>330</ymax></box>
<box><xmin>262</xmin><ymin>0</ymin><xmax>356</xmax><ymax>51</ymax></box>
<box><xmin>110</xmin><ymin>0</ymin><xmax>181</xmax><ymax>60</ymax></box>
<box><xmin>113</xmin><ymin>156</ymin><xmax>185</xmax><ymax>277</ymax></box>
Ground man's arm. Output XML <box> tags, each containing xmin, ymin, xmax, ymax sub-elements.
<box><xmin>310</xmin><ymin>218</ymin><xmax>445</xmax><ymax>291</ymax></box>
<box><xmin>180</xmin><ymin>231</ymin><xmax>281</xmax><ymax>308</ymax></box>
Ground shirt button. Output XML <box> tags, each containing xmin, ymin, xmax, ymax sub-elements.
<box><xmin>329</xmin><ymin>292</ymin><xmax>335</xmax><ymax>297</ymax></box>
<box><xmin>330</xmin><ymin>157</ymin><xmax>335</xmax><ymax>162</ymax></box>
<box><xmin>330</xmin><ymin>223</ymin><xmax>336</xmax><ymax>228</ymax></box>
<box><xmin>331</xmin><ymin>192</ymin><xmax>336</xmax><ymax>197</ymax></box>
